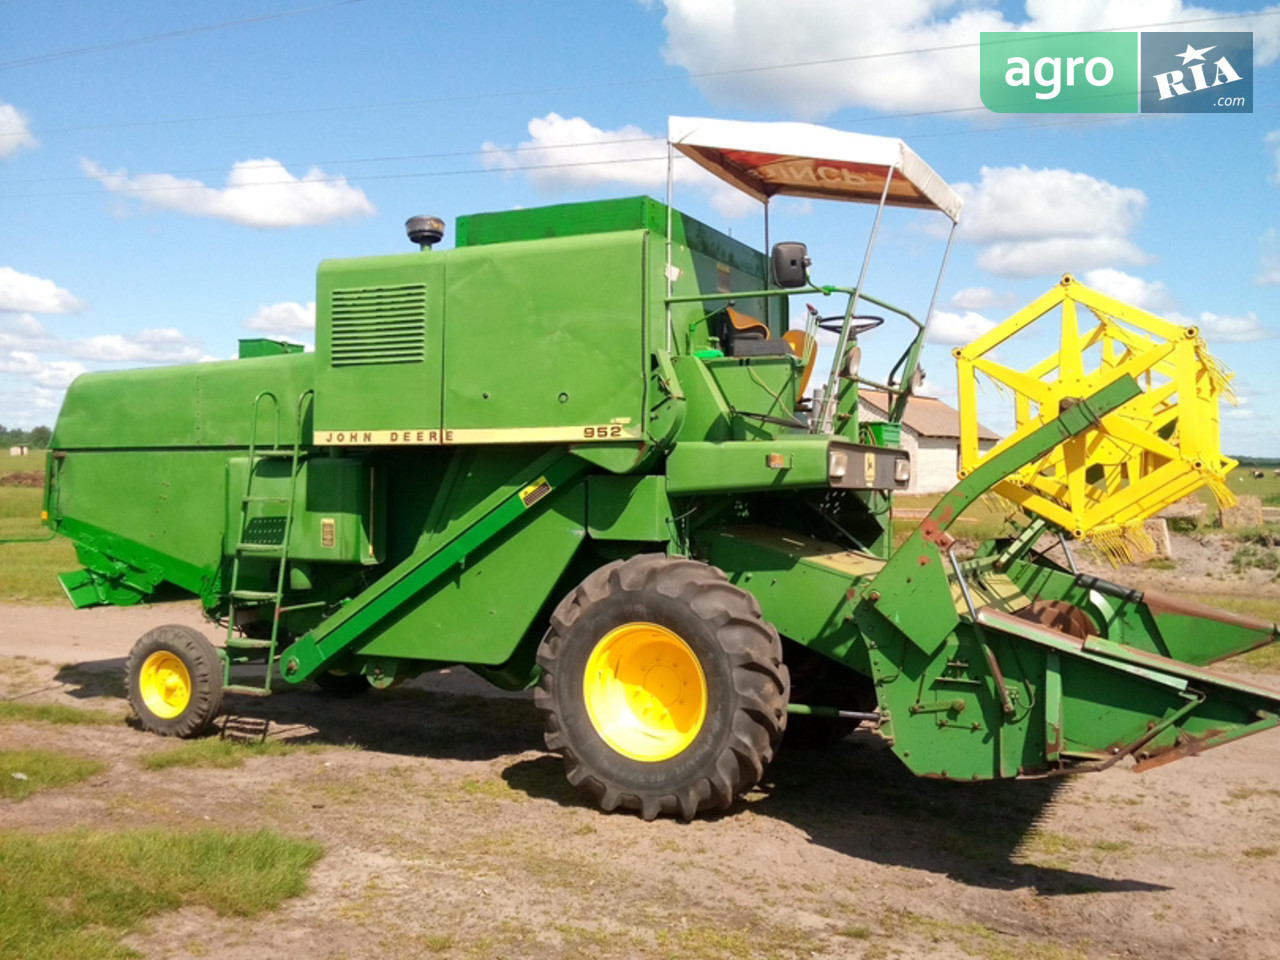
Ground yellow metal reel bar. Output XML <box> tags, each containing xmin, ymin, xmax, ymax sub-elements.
<box><xmin>954</xmin><ymin>274</ymin><xmax>1237</xmax><ymax>553</ymax></box>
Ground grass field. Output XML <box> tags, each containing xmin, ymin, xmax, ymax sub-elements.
<box><xmin>1216</xmin><ymin>465</ymin><xmax>1280</xmax><ymax>506</ymax></box>
<box><xmin>0</xmin><ymin>828</ymin><xmax>322</xmax><ymax>960</ymax></box>
<box><xmin>0</xmin><ymin>450</ymin><xmax>75</xmax><ymax>603</ymax></box>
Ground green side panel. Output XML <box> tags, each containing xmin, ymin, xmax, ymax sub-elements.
<box><xmin>866</xmin><ymin>539</ymin><xmax>961</xmax><ymax>655</ymax></box>
<box><xmin>51</xmin><ymin>353</ymin><xmax>315</xmax><ymax>449</ymax></box>
<box><xmin>56</xmin><ymin>516</ymin><xmax>212</xmax><ymax>603</ymax></box>
<box><xmin>356</xmin><ymin>483</ymin><xmax>585</xmax><ymax>665</ymax></box>
<box><xmin>666</xmin><ymin>438</ymin><xmax>831</xmax><ymax>494</ymax></box>
<box><xmin>224</xmin><ymin>456</ymin><xmax>383</xmax><ymax>563</ymax></box>
<box><xmin>455</xmin><ymin>196</ymin><xmax>765</xmax><ymax>277</ymax></box>
<box><xmin>441</xmin><ymin>231</ymin><xmax>646</xmax><ymax>433</ymax></box>
<box><xmin>239</xmin><ymin>338</ymin><xmax>304</xmax><ymax>358</ymax></box>
<box><xmin>313</xmin><ymin>255</ymin><xmax>444</xmax><ymax>436</ymax></box>
<box><xmin>587</xmin><ymin>474</ymin><xmax>672</xmax><ymax>542</ymax></box>
<box><xmin>997</xmin><ymin>552</ymin><xmax>1279</xmax><ymax>666</ymax></box>
<box><xmin>281</xmin><ymin>448</ymin><xmax>589</xmax><ymax>681</ymax></box>
<box><xmin>51</xmin><ymin>450</ymin><xmax>230</xmax><ymax>579</ymax></box>
<box><xmin>703</xmin><ymin>526</ymin><xmax>876</xmax><ymax>669</ymax></box>
<box><xmin>456</xmin><ymin>197</ymin><xmax>774</xmax><ymax>341</ymax></box>
<box><xmin>704</xmin><ymin>357</ymin><xmax>799</xmax><ymax>433</ymax></box>
<box><xmin>669</xmin><ymin>356</ymin><xmax>732</xmax><ymax>442</ymax></box>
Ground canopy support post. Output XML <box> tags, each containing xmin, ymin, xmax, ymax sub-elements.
<box><xmin>890</xmin><ymin>220</ymin><xmax>957</xmax><ymax>421</ymax></box>
<box><xmin>817</xmin><ymin>165</ymin><xmax>895</xmax><ymax>434</ymax></box>
<box><xmin>665</xmin><ymin>139</ymin><xmax>675</xmax><ymax>353</ymax></box>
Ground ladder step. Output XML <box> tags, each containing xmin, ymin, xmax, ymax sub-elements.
<box><xmin>223</xmin><ymin>684</ymin><xmax>273</xmax><ymax>697</ymax></box>
<box><xmin>242</xmin><ymin>495</ymin><xmax>290</xmax><ymax>504</ymax></box>
<box><xmin>229</xmin><ymin>589</ymin><xmax>280</xmax><ymax>601</ymax></box>
<box><xmin>225</xmin><ymin>637</ymin><xmax>274</xmax><ymax>650</ymax></box>
<box><xmin>253</xmin><ymin>450</ymin><xmax>297</xmax><ymax>459</ymax></box>
<box><xmin>236</xmin><ymin>542</ymin><xmax>286</xmax><ymax>554</ymax></box>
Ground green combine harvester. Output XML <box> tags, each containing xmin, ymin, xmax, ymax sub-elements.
<box><xmin>40</xmin><ymin>118</ymin><xmax>1280</xmax><ymax>819</ymax></box>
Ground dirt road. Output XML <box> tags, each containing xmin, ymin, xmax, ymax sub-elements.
<box><xmin>3</xmin><ymin>601</ymin><xmax>1280</xmax><ymax>960</ymax></box>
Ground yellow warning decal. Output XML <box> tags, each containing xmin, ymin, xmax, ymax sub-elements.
<box><xmin>519</xmin><ymin>477</ymin><xmax>552</xmax><ymax>509</ymax></box>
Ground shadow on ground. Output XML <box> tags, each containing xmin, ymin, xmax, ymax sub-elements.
<box><xmin>53</xmin><ymin>658</ymin><xmax>1169</xmax><ymax>897</ymax></box>
<box><xmin>504</xmin><ymin>732</ymin><xmax>1171</xmax><ymax>898</ymax></box>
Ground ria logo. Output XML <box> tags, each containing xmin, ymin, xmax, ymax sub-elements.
<box><xmin>1152</xmin><ymin>42</ymin><xmax>1243</xmax><ymax>100</ymax></box>
<box><xmin>980</xmin><ymin>31</ymin><xmax>1253</xmax><ymax>114</ymax></box>
<box><xmin>1141</xmin><ymin>32</ymin><xmax>1252</xmax><ymax>113</ymax></box>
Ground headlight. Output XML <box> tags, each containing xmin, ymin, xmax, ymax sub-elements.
<box><xmin>828</xmin><ymin>450</ymin><xmax>848</xmax><ymax>480</ymax></box>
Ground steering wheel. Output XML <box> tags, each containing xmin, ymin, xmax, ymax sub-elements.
<box><xmin>815</xmin><ymin>314</ymin><xmax>884</xmax><ymax>337</ymax></box>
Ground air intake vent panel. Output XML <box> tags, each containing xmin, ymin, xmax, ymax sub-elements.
<box><xmin>330</xmin><ymin>284</ymin><xmax>427</xmax><ymax>367</ymax></box>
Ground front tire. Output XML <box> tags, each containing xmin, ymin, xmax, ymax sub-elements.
<box><xmin>126</xmin><ymin>625</ymin><xmax>224</xmax><ymax>737</ymax></box>
<box><xmin>535</xmin><ymin>555</ymin><xmax>788</xmax><ymax>820</ymax></box>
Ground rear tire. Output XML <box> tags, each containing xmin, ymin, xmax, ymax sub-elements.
<box><xmin>126</xmin><ymin>625</ymin><xmax>224</xmax><ymax>737</ymax></box>
<box><xmin>535</xmin><ymin>555</ymin><xmax>788</xmax><ymax>820</ymax></box>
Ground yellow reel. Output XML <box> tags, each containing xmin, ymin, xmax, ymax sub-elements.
<box><xmin>954</xmin><ymin>274</ymin><xmax>1236</xmax><ymax>558</ymax></box>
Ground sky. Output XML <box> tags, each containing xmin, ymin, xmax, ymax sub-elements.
<box><xmin>1</xmin><ymin>0</ymin><xmax>1277</xmax><ymax>454</ymax></box>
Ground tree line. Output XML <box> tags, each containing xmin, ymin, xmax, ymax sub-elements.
<box><xmin>0</xmin><ymin>425</ymin><xmax>52</xmax><ymax>449</ymax></box>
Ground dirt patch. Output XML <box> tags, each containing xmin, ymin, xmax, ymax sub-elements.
<box><xmin>0</xmin><ymin>470</ymin><xmax>44</xmax><ymax>487</ymax></box>
<box><xmin>2</xmin><ymin>604</ymin><xmax>1280</xmax><ymax>959</ymax></box>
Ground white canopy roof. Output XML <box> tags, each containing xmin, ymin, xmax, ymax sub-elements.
<box><xmin>668</xmin><ymin>116</ymin><xmax>963</xmax><ymax>223</ymax></box>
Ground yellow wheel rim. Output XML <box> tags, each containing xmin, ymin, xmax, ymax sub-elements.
<box><xmin>139</xmin><ymin>651</ymin><xmax>192</xmax><ymax>720</ymax></box>
<box><xmin>583</xmin><ymin>622</ymin><xmax>707</xmax><ymax>762</ymax></box>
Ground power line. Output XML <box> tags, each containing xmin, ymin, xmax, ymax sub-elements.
<box><xmin>0</xmin><ymin>0</ymin><xmax>368</xmax><ymax>71</ymax></box>
<box><xmin>6</xmin><ymin>100</ymin><xmax>1275</xmax><ymax>202</ymax></box>
<box><xmin>3</xmin><ymin>7</ymin><xmax>1275</xmax><ymax>139</ymax></box>
<box><xmin>2</xmin><ymin>154</ymin><xmax>673</xmax><ymax>200</ymax></box>
<box><xmin>3</xmin><ymin>68</ymin><xmax>1274</xmax><ymax>190</ymax></box>
<box><xmin>0</xmin><ymin>136</ymin><xmax>665</xmax><ymax>186</ymax></box>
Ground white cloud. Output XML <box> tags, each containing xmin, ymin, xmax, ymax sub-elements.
<box><xmin>0</xmin><ymin>349</ymin><xmax>83</xmax><ymax>387</ymax></box>
<box><xmin>948</xmin><ymin>166</ymin><xmax>1150</xmax><ymax>278</ymax></box>
<box><xmin>0</xmin><ymin>267</ymin><xmax>86</xmax><ymax>314</ymax></box>
<box><xmin>72</xmin><ymin>329</ymin><xmax>210</xmax><ymax>364</ymax></box>
<box><xmin>650</xmin><ymin>0</ymin><xmax>1280</xmax><ymax>117</ymax></box>
<box><xmin>0</xmin><ymin>102</ymin><xmax>37</xmax><ymax>158</ymax></box>
<box><xmin>243</xmin><ymin>301</ymin><xmax>315</xmax><ymax>336</ymax></box>
<box><xmin>976</xmin><ymin>237</ymin><xmax>1152</xmax><ymax>278</ymax></box>
<box><xmin>0</xmin><ymin>312</ymin><xmax>211</xmax><ymax>364</ymax></box>
<box><xmin>1168</xmin><ymin>309</ymin><xmax>1268</xmax><ymax>343</ymax></box>
<box><xmin>914</xmin><ymin>374</ymin><xmax>952</xmax><ymax>400</ymax></box>
<box><xmin>1081</xmin><ymin>268</ymin><xmax>1174</xmax><ymax>312</ymax></box>
<box><xmin>926</xmin><ymin>309</ymin><xmax>997</xmax><ymax>345</ymax></box>
<box><xmin>957</xmin><ymin>167</ymin><xmax>1147</xmax><ymax>244</ymax></box>
<box><xmin>482</xmin><ymin>113</ymin><xmax>758</xmax><ymax>218</ymax></box>
<box><xmin>947</xmin><ymin>287</ymin><xmax>1015</xmax><ymax>311</ymax></box>
<box><xmin>81</xmin><ymin>158</ymin><xmax>376</xmax><ymax>228</ymax></box>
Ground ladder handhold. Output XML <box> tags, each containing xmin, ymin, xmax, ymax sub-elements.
<box><xmin>230</xmin><ymin>589</ymin><xmax>279</xmax><ymax>601</ymax></box>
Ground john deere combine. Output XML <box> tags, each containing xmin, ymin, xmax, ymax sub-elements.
<box><xmin>40</xmin><ymin>118</ymin><xmax>1280</xmax><ymax>819</ymax></box>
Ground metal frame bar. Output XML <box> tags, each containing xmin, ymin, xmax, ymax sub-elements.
<box><xmin>817</xmin><ymin>165</ymin><xmax>895</xmax><ymax>434</ymax></box>
<box><xmin>889</xmin><ymin>221</ymin><xmax>957</xmax><ymax>422</ymax></box>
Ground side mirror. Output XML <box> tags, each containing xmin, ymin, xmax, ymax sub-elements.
<box><xmin>840</xmin><ymin>345</ymin><xmax>862</xmax><ymax>380</ymax></box>
<box><xmin>909</xmin><ymin>365</ymin><xmax>926</xmax><ymax>393</ymax></box>
<box><xmin>771</xmin><ymin>242</ymin><xmax>810</xmax><ymax>289</ymax></box>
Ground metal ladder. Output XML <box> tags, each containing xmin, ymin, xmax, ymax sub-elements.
<box><xmin>223</xmin><ymin>389</ymin><xmax>314</xmax><ymax>697</ymax></box>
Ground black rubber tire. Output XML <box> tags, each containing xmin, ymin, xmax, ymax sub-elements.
<box><xmin>125</xmin><ymin>624</ymin><xmax>224</xmax><ymax>738</ymax></box>
<box><xmin>314</xmin><ymin>670</ymin><xmax>372</xmax><ymax>697</ymax></box>
<box><xmin>535</xmin><ymin>554</ymin><xmax>789</xmax><ymax>821</ymax></box>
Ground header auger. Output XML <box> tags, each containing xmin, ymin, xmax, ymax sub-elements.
<box><xmin>34</xmin><ymin>117</ymin><xmax>1280</xmax><ymax>819</ymax></box>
